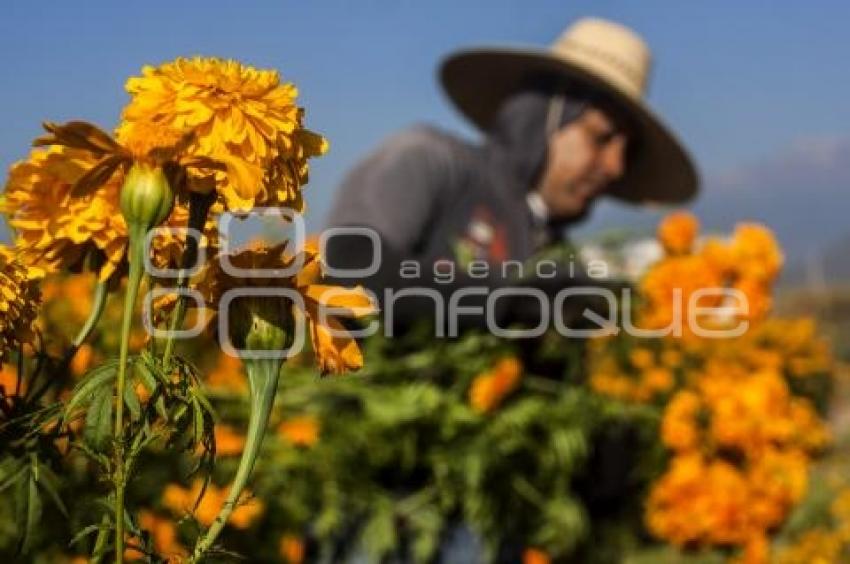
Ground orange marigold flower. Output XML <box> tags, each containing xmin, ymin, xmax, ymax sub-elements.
<box><xmin>629</xmin><ymin>347</ymin><xmax>655</xmax><ymax>370</ymax></box>
<box><xmin>280</xmin><ymin>534</ymin><xmax>306</xmax><ymax>564</ymax></box>
<box><xmin>2</xmin><ymin>147</ymin><xmax>126</xmax><ymax>281</ymax></box>
<box><xmin>522</xmin><ymin>547</ymin><xmax>551</xmax><ymax>564</ymax></box>
<box><xmin>118</xmin><ymin>57</ymin><xmax>327</xmax><ymax>212</ymax></box>
<box><xmin>205</xmin><ymin>351</ymin><xmax>249</xmax><ymax>394</ymax></box>
<box><xmin>162</xmin><ymin>479</ymin><xmax>264</xmax><ymax>529</ymax></box>
<box><xmin>0</xmin><ymin>364</ymin><xmax>24</xmax><ymax>397</ymax></box>
<box><xmin>661</xmin><ymin>390</ymin><xmax>702</xmax><ymax>451</ymax></box>
<box><xmin>278</xmin><ymin>415</ymin><xmax>320</xmax><ymax>447</ymax></box>
<box><xmin>213</xmin><ymin>424</ymin><xmax>246</xmax><ymax>456</ymax></box>
<box><xmin>730</xmin><ymin>223</ymin><xmax>784</xmax><ymax>284</ymax></box>
<box><xmin>138</xmin><ymin>510</ymin><xmax>187</xmax><ymax>561</ymax></box>
<box><xmin>657</xmin><ymin>211</ymin><xmax>699</xmax><ymax>255</ymax></box>
<box><xmin>0</xmin><ymin>247</ymin><xmax>41</xmax><ymax>362</ymax></box>
<box><xmin>69</xmin><ymin>343</ymin><xmax>94</xmax><ymax>377</ymax></box>
<box><xmin>469</xmin><ymin>357</ymin><xmax>523</xmax><ymax>413</ymax></box>
<box><xmin>194</xmin><ymin>242</ymin><xmax>376</xmax><ymax>375</ymax></box>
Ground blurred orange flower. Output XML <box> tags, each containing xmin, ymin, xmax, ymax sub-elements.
<box><xmin>522</xmin><ymin>547</ymin><xmax>551</xmax><ymax>564</ymax></box>
<box><xmin>469</xmin><ymin>357</ymin><xmax>523</xmax><ymax>413</ymax></box>
<box><xmin>657</xmin><ymin>210</ymin><xmax>699</xmax><ymax>255</ymax></box>
<box><xmin>278</xmin><ymin>415</ymin><xmax>320</xmax><ymax>447</ymax></box>
<box><xmin>161</xmin><ymin>479</ymin><xmax>263</xmax><ymax>529</ymax></box>
<box><xmin>280</xmin><ymin>534</ymin><xmax>305</xmax><ymax>564</ymax></box>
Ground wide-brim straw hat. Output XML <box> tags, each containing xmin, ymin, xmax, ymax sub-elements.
<box><xmin>440</xmin><ymin>17</ymin><xmax>699</xmax><ymax>205</ymax></box>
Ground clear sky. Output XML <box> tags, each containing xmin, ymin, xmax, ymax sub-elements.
<box><xmin>2</xmin><ymin>1</ymin><xmax>849</xmax><ymax>250</ymax></box>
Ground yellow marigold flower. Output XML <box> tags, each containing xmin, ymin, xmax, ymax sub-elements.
<box><xmin>657</xmin><ymin>211</ymin><xmax>699</xmax><ymax>255</ymax></box>
<box><xmin>195</xmin><ymin>242</ymin><xmax>377</xmax><ymax>375</ymax></box>
<box><xmin>278</xmin><ymin>415</ymin><xmax>320</xmax><ymax>447</ymax></box>
<box><xmin>0</xmin><ymin>247</ymin><xmax>41</xmax><ymax>362</ymax></box>
<box><xmin>118</xmin><ymin>56</ymin><xmax>328</xmax><ymax>211</ymax></box>
<box><xmin>730</xmin><ymin>223</ymin><xmax>784</xmax><ymax>284</ymax></box>
<box><xmin>469</xmin><ymin>357</ymin><xmax>523</xmax><ymax>413</ymax></box>
<box><xmin>147</xmin><ymin>197</ymin><xmax>223</xmax><ymax>274</ymax></box>
<box><xmin>2</xmin><ymin>147</ymin><xmax>126</xmax><ymax>280</ymax></box>
<box><xmin>5</xmin><ymin>124</ymin><xmax>226</xmax><ymax>282</ymax></box>
<box><xmin>280</xmin><ymin>534</ymin><xmax>305</xmax><ymax>564</ymax></box>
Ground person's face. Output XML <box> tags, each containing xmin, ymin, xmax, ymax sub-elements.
<box><xmin>537</xmin><ymin>106</ymin><xmax>629</xmax><ymax>220</ymax></box>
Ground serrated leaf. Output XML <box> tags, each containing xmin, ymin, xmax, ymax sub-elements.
<box><xmin>123</xmin><ymin>378</ymin><xmax>141</xmax><ymax>422</ymax></box>
<box><xmin>134</xmin><ymin>358</ymin><xmax>157</xmax><ymax>395</ymax></box>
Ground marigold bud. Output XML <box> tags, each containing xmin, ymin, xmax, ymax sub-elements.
<box><xmin>119</xmin><ymin>163</ymin><xmax>175</xmax><ymax>231</ymax></box>
<box><xmin>229</xmin><ymin>296</ymin><xmax>295</xmax><ymax>354</ymax></box>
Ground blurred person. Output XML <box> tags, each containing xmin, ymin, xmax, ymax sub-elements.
<box><xmin>323</xmin><ymin>17</ymin><xmax>701</xmax><ymax>562</ymax></box>
<box><xmin>325</xmin><ymin>17</ymin><xmax>699</xmax><ymax>335</ymax></box>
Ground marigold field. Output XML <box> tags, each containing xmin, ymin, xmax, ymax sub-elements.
<box><xmin>1</xmin><ymin>58</ymin><xmax>849</xmax><ymax>564</ymax></box>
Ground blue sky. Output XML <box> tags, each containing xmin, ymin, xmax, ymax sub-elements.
<box><xmin>2</xmin><ymin>1</ymin><xmax>849</xmax><ymax>256</ymax></box>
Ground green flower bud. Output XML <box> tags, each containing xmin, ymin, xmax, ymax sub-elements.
<box><xmin>228</xmin><ymin>296</ymin><xmax>295</xmax><ymax>354</ymax></box>
<box><xmin>119</xmin><ymin>163</ymin><xmax>175</xmax><ymax>231</ymax></box>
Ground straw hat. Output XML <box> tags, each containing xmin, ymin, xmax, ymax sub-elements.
<box><xmin>440</xmin><ymin>17</ymin><xmax>699</xmax><ymax>204</ymax></box>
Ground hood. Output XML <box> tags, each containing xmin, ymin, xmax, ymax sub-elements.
<box><xmin>485</xmin><ymin>90</ymin><xmax>590</xmax><ymax>226</ymax></box>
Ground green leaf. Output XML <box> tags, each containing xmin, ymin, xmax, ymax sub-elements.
<box><xmin>15</xmin><ymin>467</ymin><xmax>43</xmax><ymax>554</ymax></box>
<box><xmin>192</xmin><ymin>396</ymin><xmax>204</xmax><ymax>446</ymax></box>
<box><xmin>83</xmin><ymin>388</ymin><xmax>113</xmax><ymax>451</ymax></box>
<box><xmin>359</xmin><ymin>496</ymin><xmax>396</xmax><ymax>561</ymax></box>
<box><xmin>0</xmin><ymin>460</ymin><xmax>27</xmax><ymax>494</ymax></box>
<box><xmin>123</xmin><ymin>377</ymin><xmax>141</xmax><ymax>422</ymax></box>
<box><xmin>62</xmin><ymin>361</ymin><xmax>118</xmax><ymax>423</ymax></box>
<box><xmin>68</xmin><ymin>523</ymin><xmax>103</xmax><ymax>548</ymax></box>
<box><xmin>34</xmin><ymin>463</ymin><xmax>68</xmax><ymax>517</ymax></box>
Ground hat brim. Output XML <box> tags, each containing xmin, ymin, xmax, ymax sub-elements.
<box><xmin>439</xmin><ymin>47</ymin><xmax>699</xmax><ymax>205</ymax></box>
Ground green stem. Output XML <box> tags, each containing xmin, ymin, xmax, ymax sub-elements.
<box><xmin>113</xmin><ymin>228</ymin><xmax>147</xmax><ymax>564</ymax></box>
<box><xmin>75</xmin><ymin>279</ymin><xmax>110</xmax><ymax>348</ymax></box>
<box><xmin>58</xmin><ymin>279</ymin><xmax>109</xmax><ymax>369</ymax></box>
<box><xmin>160</xmin><ymin>276</ymin><xmax>188</xmax><ymax>371</ymax></box>
<box><xmin>162</xmin><ymin>190</ymin><xmax>215</xmax><ymax>370</ymax></box>
<box><xmin>189</xmin><ymin>357</ymin><xmax>282</xmax><ymax>562</ymax></box>
<box><xmin>88</xmin><ymin>513</ymin><xmax>111</xmax><ymax>563</ymax></box>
